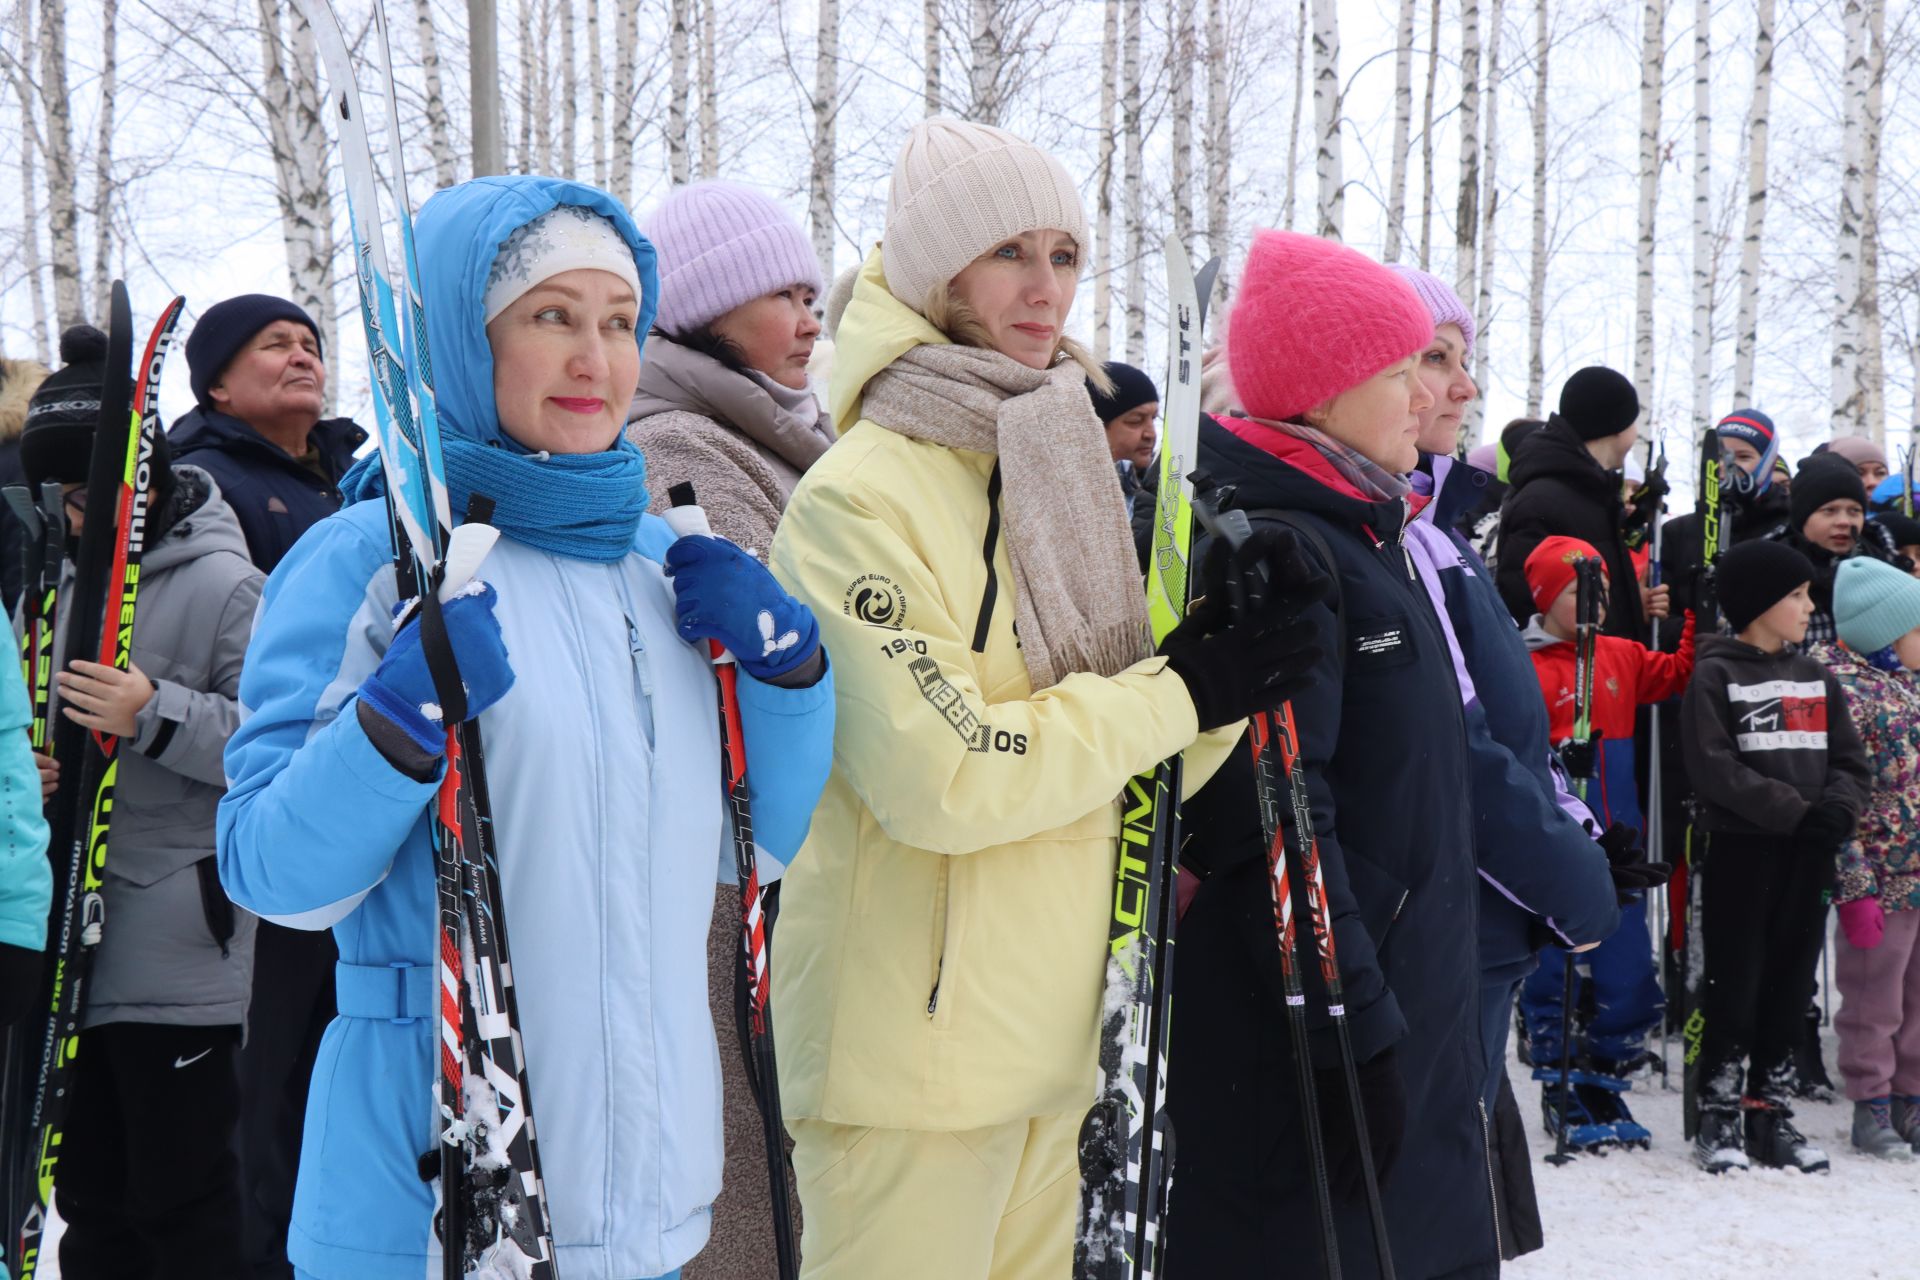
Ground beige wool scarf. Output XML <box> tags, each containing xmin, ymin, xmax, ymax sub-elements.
<box><xmin>861</xmin><ymin>344</ymin><xmax>1152</xmax><ymax>690</ymax></box>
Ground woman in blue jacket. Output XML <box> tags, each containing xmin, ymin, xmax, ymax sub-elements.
<box><xmin>218</xmin><ymin>175</ymin><xmax>835</xmax><ymax>1280</ymax></box>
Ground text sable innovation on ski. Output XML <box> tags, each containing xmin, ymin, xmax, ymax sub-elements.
<box><xmin>1075</xmin><ymin>235</ymin><xmax>1215</xmax><ymax>1280</ymax></box>
<box><xmin>299</xmin><ymin>0</ymin><xmax>555</xmax><ymax>1275</ymax></box>
<box><xmin>8</xmin><ymin>286</ymin><xmax>184</xmax><ymax>1279</ymax></box>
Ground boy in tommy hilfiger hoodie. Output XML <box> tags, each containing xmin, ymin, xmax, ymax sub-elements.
<box><xmin>1682</xmin><ymin>540</ymin><xmax>1871</xmax><ymax>1175</ymax></box>
<box><xmin>1518</xmin><ymin>536</ymin><xmax>1693</xmax><ymax>1149</ymax></box>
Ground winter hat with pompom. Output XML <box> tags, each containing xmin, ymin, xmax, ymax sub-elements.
<box><xmin>1835</xmin><ymin>555</ymin><xmax>1920</xmax><ymax>654</ymax></box>
<box><xmin>642</xmin><ymin>180</ymin><xmax>823</xmax><ymax>335</ymax></box>
<box><xmin>22</xmin><ymin>324</ymin><xmax>110</xmax><ymax>484</ymax></box>
<box><xmin>882</xmin><ymin>118</ymin><xmax>1089</xmax><ymax>313</ymax></box>
<box><xmin>1226</xmin><ymin>230</ymin><xmax>1433</xmax><ymax>423</ymax></box>
<box><xmin>1387</xmin><ymin>263</ymin><xmax>1475</xmax><ymax>358</ymax></box>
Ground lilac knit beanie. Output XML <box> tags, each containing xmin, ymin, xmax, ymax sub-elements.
<box><xmin>1386</xmin><ymin>264</ymin><xmax>1475</xmax><ymax>359</ymax></box>
<box><xmin>641</xmin><ymin>181</ymin><xmax>824</xmax><ymax>335</ymax></box>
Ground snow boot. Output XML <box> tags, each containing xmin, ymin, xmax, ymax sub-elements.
<box><xmin>1850</xmin><ymin>1098</ymin><xmax>1914</xmax><ymax>1160</ymax></box>
<box><xmin>1744</xmin><ymin>1099</ymin><xmax>1830</xmax><ymax>1173</ymax></box>
<box><xmin>1692</xmin><ymin>1106</ymin><xmax>1749</xmax><ymax>1173</ymax></box>
<box><xmin>1792</xmin><ymin>1003</ymin><xmax>1837</xmax><ymax>1102</ymax></box>
<box><xmin>1574</xmin><ymin>1064</ymin><xmax>1652</xmax><ymax>1149</ymax></box>
<box><xmin>1892</xmin><ymin>1095</ymin><xmax>1920</xmax><ymax>1155</ymax></box>
<box><xmin>1535</xmin><ymin>1068</ymin><xmax>1615</xmax><ymax>1152</ymax></box>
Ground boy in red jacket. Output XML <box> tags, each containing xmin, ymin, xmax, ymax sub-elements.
<box><xmin>1516</xmin><ymin>535</ymin><xmax>1694</xmax><ymax>1148</ymax></box>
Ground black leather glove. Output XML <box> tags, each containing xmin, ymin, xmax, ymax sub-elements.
<box><xmin>1161</xmin><ymin>529</ymin><xmax>1329</xmax><ymax>732</ymax></box>
<box><xmin>1558</xmin><ymin>738</ymin><xmax>1598</xmax><ymax>782</ymax></box>
<box><xmin>1316</xmin><ymin>1047</ymin><xmax>1406</xmax><ymax>1202</ymax></box>
<box><xmin>1599</xmin><ymin>822</ymin><xmax>1671</xmax><ymax>902</ymax></box>
<box><xmin>1792</xmin><ymin>802</ymin><xmax>1854</xmax><ymax>858</ymax></box>
<box><xmin>0</xmin><ymin>942</ymin><xmax>44</xmax><ymax>1029</ymax></box>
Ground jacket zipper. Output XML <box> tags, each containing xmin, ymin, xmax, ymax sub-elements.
<box><xmin>1478</xmin><ymin>1097</ymin><xmax>1502</xmax><ymax>1253</ymax></box>
<box><xmin>927</xmin><ymin>859</ymin><xmax>953</xmax><ymax>1017</ymax></box>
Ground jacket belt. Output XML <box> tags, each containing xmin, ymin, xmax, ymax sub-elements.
<box><xmin>334</xmin><ymin>961</ymin><xmax>435</xmax><ymax>1023</ymax></box>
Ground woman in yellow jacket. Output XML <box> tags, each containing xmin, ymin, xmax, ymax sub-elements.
<box><xmin>768</xmin><ymin>118</ymin><xmax>1323</xmax><ymax>1279</ymax></box>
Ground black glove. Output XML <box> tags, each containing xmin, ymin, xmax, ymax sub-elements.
<box><xmin>1160</xmin><ymin>529</ymin><xmax>1329</xmax><ymax>732</ymax></box>
<box><xmin>1316</xmin><ymin>1047</ymin><xmax>1406</xmax><ymax>1202</ymax></box>
<box><xmin>0</xmin><ymin>942</ymin><xmax>44</xmax><ymax>1029</ymax></box>
<box><xmin>1792</xmin><ymin>802</ymin><xmax>1854</xmax><ymax>858</ymax></box>
<box><xmin>1598</xmin><ymin>822</ymin><xmax>1671</xmax><ymax>902</ymax></box>
<box><xmin>1558</xmin><ymin>737</ymin><xmax>1598</xmax><ymax>782</ymax></box>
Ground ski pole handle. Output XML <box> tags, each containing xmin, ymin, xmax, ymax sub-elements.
<box><xmin>663</xmin><ymin>482</ymin><xmax>737</xmax><ymax>668</ymax></box>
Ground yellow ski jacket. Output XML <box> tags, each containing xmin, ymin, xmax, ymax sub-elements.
<box><xmin>768</xmin><ymin>250</ymin><xmax>1239</xmax><ymax>1132</ymax></box>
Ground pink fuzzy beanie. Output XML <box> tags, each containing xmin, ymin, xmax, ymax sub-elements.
<box><xmin>1227</xmin><ymin>230</ymin><xmax>1435</xmax><ymax>423</ymax></box>
<box><xmin>641</xmin><ymin>180</ymin><xmax>824</xmax><ymax>335</ymax></box>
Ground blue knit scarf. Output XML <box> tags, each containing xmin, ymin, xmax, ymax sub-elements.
<box><xmin>341</xmin><ymin>433</ymin><xmax>649</xmax><ymax>563</ymax></box>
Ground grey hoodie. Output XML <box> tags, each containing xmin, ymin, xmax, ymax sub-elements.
<box><xmin>53</xmin><ymin>467</ymin><xmax>265</xmax><ymax>1029</ymax></box>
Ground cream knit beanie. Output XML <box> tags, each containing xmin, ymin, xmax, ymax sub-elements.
<box><xmin>882</xmin><ymin>119</ymin><xmax>1090</xmax><ymax>313</ymax></box>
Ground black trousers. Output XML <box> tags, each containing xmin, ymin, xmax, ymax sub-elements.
<box><xmin>235</xmin><ymin>923</ymin><xmax>335</xmax><ymax>1279</ymax></box>
<box><xmin>57</xmin><ymin>1022</ymin><xmax>244</xmax><ymax>1280</ymax></box>
<box><xmin>1697</xmin><ymin>833</ymin><xmax>1831</xmax><ymax>1106</ymax></box>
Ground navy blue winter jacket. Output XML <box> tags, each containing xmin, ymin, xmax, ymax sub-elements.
<box><xmin>168</xmin><ymin>407</ymin><xmax>366</xmax><ymax>572</ymax></box>
<box><xmin>1414</xmin><ymin>453</ymin><xmax>1619</xmax><ymax>986</ymax></box>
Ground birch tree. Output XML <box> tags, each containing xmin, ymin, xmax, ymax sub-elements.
<box><xmin>1419</xmin><ymin>0</ymin><xmax>1440</xmax><ymax>267</ymax></box>
<box><xmin>970</xmin><ymin>0</ymin><xmax>1002</xmax><ymax>125</ymax></box>
<box><xmin>1730</xmin><ymin>0</ymin><xmax>1772</xmax><ymax>407</ymax></box>
<box><xmin>1311</xmin><ymin>0</ymin><xmax>1343</xmax><ymax>240</ymax></box>
<box><xmin>1170</xmin><ymin>0</ymin><xmax>1195</xmax><ymax>250</ymax></box>
<box><xmin>7</xmin><ymin>4</ymin><xmax>50</xmax><ymax>362</ymax></box>
<box><xmin>1095</xmin><ymin>0</ymin><xmax>1117</xmax><ymax>359</ymax></box>
<box><xmin>1455</xmin><ymin>0</ymin><xmax>1481</xmax><ymax>307</ymax></box>
<box><xmin>516</xmin><ymin>0</ymin><xmax>533</xmax><ymax>170</ymax></box>
<box><xmin>923</xmin><ymin>0</ymin><xmax>940</xmax><ymax>114</ymax></box>
<box><xmin>1632</xmin><ymin>0</ymin><xmax>1665</xmax><ymax>409</ymax></box>
<box><xmin>412</xmin><ymin>0</ymin><xmax>459</xmax><ymax>185</ymax></box>
<box><xmin>1526</xmin><ymin>0</ymin><xmax>1549</xmax><ymax>414</ymax></box>
<box><xmin>1832</xmin><ymin>0</ymin><xmax>1868</xmax><ymax>435</ymax></box>
<box><xmin>257</xmin><ymin>0</ymin><xmax>339</xmax><ymax>378</ymax></box>
<box><xmin>1203</xmin><ymin>0</ymin><xmax>1230</xmax><ymax>309</ymax></box>
<box><xmin>1384</xmin><ymin>0</ymin><xmax>1416</xmax><ymax>261</ymax></box>
<box><xmin>668</xmin><ymin>0</ymin><xmax>690</xmax><ymax>183</ymax></box>
<box><xmin>91</xmin><ymin>0</ymin><xmax>118</xmax><ymax>323</ymax></box>
<box><xmin>1471</xmin><ymin>0</ymin><xmax>1504</xmax><ymax>443</ymax></box>
<box><xmin>1124</xmin><ymin>0</ymin><xmax>1145</xmax><ymax>361</ymax></box>
<box><xmin>1689</xmin><ymin>0</ymin><xmax>1710</xmax><ymax>431</ymax></box>
<box><xmin>559</xmin><ymin>0</ymin><xmax>576</xmax><ymax>178</ymax></box>
<box><xmin>533</xmin><ymin>0</ymin><xmax>553</xmax><ymax>173</ymax></box>
<box><xmin>1284</xmin><ymin>0</ymin><xmax>1304</xmax><ymax>231</ymax></box>
<box><xmin>1859</xmin><ymin>0</ymin><xmax>1886</xmax><ymax>440</ymax></box>
<box><xmin>811</xmin><ymin>0</ymin><xmax>838</xmax><ymax>280</ymax></box>
<box><xmin>37</xmin><ymin>0</ymin><xmax>82</xmax><ymax>325</ymax></box>
<box><xmin>589</xmin><ymin>0</ymin><xmax>607</xmax><ymax>185</ymax></box>
<box><xmin>610</xmin><ymin>0</ymin><xmax>639</xmax><ymax>201</ymax></box>
<box><xmin>698</xmin><ymin>0</ymin><xmax>717</xmax><ymax>178</ymax></box>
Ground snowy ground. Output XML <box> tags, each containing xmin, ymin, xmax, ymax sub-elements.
<box><xmin>1505</xmin><ymin>996</ymin><xmax>1920</xmax><ymax>1278</ymax></box>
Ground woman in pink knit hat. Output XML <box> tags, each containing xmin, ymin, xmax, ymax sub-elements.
<box><xmin>1167</xmin><ymin>230</ymin><xmax>1506</xmax><ymax>1280</ymax></box>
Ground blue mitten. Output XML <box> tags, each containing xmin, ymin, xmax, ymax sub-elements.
<box><xmin>664</xmin><ymin>535</ymin><xmax>820</xmax><ymax>681</ymax></box>
<box><xmin>358</xmin><ymin>582</ymin><xmax>516</xmax><ymax>756</ymax></box>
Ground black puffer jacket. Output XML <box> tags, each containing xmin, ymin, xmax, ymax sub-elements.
<box><xmin>1494</xmin><ymin>416</ymin><xmax>1643</xmax><ymax>639</ymax></box>
<box><xmin>1166</xmin><ymin>418</ymin><xmax>1496</xmax><ymax>1280</ymax></box>
<box><xmin>168</xmin><ymin>408</ymin><xmax>366</xmax><ymax>573</ymax></box>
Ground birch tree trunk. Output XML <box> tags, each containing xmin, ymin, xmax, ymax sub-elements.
<box><xmin>811</xmin><ymin>0</ymin><xmax>838</xmax><ymax>280</ymax></box>
<box><xmin>1311</xmin><ymin>0</ymin><xmax>1343</xmax><ymax>240</ymax></box>
<box><xmin>1204</xmin><ymin>0</ymin><xmax>1230</xmax><ymax>309</ymax></box>
<box><xmin>1419</xmin><ymin>0</ymin><xmax>1440</xmax><ymax>267</ymax></box>
<box><xmin>611</xmin><ymin>0</ymin><xmax>639</xmax><ymax>201</ymax></box>
<box><xmin>698</xmin><ymin>0</ymin><xmax>718</xmax><ymax>177</ymax></box>
<box><xmin>1384</xmin><ymin>0</ymin><xmax>1415</xmax><ymax>262</ymax></box>
<box><xmin>1284</xmin><ymin>0</ymin><xmax>1304</xmax><ymax>231</ymax></box>
<box><xmin>1688</xmin><ymin>0</ymin><xmax>1710</xmax><ymax>433</ymax></box>
<box><xmin>257</xmin><ymin>0</ymin><xmax>339</xmax><ymax>389</ymax></box>
<box><xmin>1124</xmin><ymin>0</ymin><xmax>1145</xmax><ymax>362</ymax></box>
<box><xmin>923</xmin><ymin>0</ymin><xmax>941</xmax><ymax>115</ymax></box>
<box><xmin>970</xmin><ymin>0</ymin><xmax>1001</xmax><ymax>125</ymax></box>
<box><xmin>1632</xmin><ymin>0</ymin><xmax>1665</xmax><ymax>410</ymax></box>
<box><xmin>1096</xmin><ymin>0</ymin><xmax>1118</xmax><ymax>360</ymax></box>
<box><xmin>37</xmin><ymin>0</ymin><xmax>81</xmax><ymax>326</ymax></box>
<box><xmin>1832</xmin><ymin>0</ymin><xmax>1868</xmax><ymax>435</ymax></box>
<box><xmin>412</xmin><ymin>0</ymin><xmax>460</xmax><ymax>185</ymax></box>
<box><xmin>589</xmin><ymin>0</ymin><xmax>607</xmax><ymax>186</ymax></box>
<box><xmin>1526</xmin><ymin>0</ymin><xmax>1549</xmax><ymax>415</ymax></box>
<box><xmin>668</xmin><ymin>0</ymin><xmax>690</xmax><ymax>183</ymax></box>
<box><xmin>91</xmin><ymin>0</ymin><xmax>117</xmax><ymax>323</ymax></box>
<box><xmin>1730</xmin><ymin>0</ymin><xmax>1772</xmax><ymax>407</ymax></box>
<box><xmin>534</xmin><ymin>0</ymin><xmax>553</xmax><ymax>174</ymax></box>
<box><xmin>1171</xmin><ymin>0</ymin><xmax>1195</xmax><ymax>251</ymax></box>
<box><xmin>9</xmin><ymin>33</ymin><xmax>50</xmax><ymax>363</ymax></box>
<box><xmin>517</xmin><ymin>0</ymin><xmax>534</xmax><ymax>170</ymax></box>
<box><xmin>1860</xmin><ymin>0</ymin><xmax>1886</xmax><ymax>441</ymax></box>
<box><xmin>1470</xmin><ymin>0</ymin><xmax>1503</xmax><ymax>444</ymax></box>
<box><xmin>558</xmin><ymin>0</ymin><xmax>576</xmax><ymax>177</ymax></box>
<box><xmin>1455</xmin><ymin>0</ymin><xmax>1480</xmax><ymax>306</ymax></box>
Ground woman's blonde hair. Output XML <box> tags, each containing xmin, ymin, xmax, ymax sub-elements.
<box><xmin>922</xmin><ymin>282</ymin><xmax>1115</xmax><ymax>398</ymax></box>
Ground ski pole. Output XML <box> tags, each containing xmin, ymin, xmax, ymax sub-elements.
<box><xmin>664</xmin><ymin>484</ymin><xmax>800</xmax><ymax>1280</ymax></box>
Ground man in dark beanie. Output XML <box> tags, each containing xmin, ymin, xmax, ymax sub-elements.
<box><xmin>1761</xmin><ymin>453</ymin><xmax>1913</xmax><ymax>648</ymax></box>
<box><xmin>172</xmin><ymin>293</ymin><xmax>361</xmax><ymax>1280</ymax></box>
<box><xmin>1495</xmin><ymin>365</ymin><xmax>1658</xmax><ymax>639</ymax></box>
<box><xmin>171</xmin><ymin>294</ymin><xmax>366</xmax><ymax>575</ymax></box>
<box><xmin>1088</xmin><ymin>361</ymin><xmax>1159</xmax><ymax>518</ymax></box>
